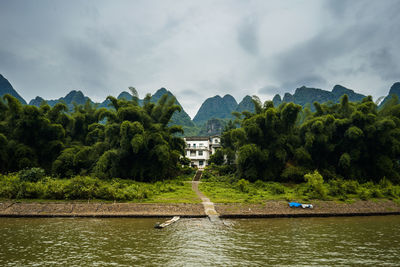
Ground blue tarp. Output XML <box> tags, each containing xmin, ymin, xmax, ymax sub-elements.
<box><xmin>288</xmin><ymin>202</ymin><xmax>302</xmax><ymax>208</ymax></box>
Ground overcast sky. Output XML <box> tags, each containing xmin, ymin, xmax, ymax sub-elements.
<box><xmin>0</xmin><ymin>0</ymin><xmax>399</xmax><ymax>117</ymax></box>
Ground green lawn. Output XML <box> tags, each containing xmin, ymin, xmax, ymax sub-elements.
<box><xmin>144</xmin><ymin>182</ymin><xmax>200</xmax><ymax>203</ymax></box>
<box><xmin>199</xmin><ymin>179</ymin><xmax>400</xmax><ymax>204</ymax></box>
<box><xmin>199</xmin><ymin>181</ymin><xmax>297</xmax><ymax>203</ymax></box>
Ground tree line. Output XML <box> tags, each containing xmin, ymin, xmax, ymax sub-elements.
<box><xmin>2</xmin><ymin>90</ymin><xmax>400</xmax><ymax>185</ymax></box>
<box><xmin>212</xmin><ymin>95</ymin><xmax>400</xmax><ymax>184</ymax></box>
<box><xmin>0</xmin><ymin>90</ymin><xmax>187</xmax><ymax>181</ymax></box>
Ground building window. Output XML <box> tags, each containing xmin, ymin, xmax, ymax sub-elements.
<box><xmin>214</xmin><ymin>139</ymin><xmax>219</xmax><ymax>143</ymax></box>
<box><xmin>187</xmin><ymin>144</ymin><xmax>190</xmax><ymax>148</ymax></box>
<box><xmin>193</xmin><ymin>144</ymin><xmax>196</xmax><ymax>148</ymax></box>
<box><xmin>198</xmin><ymin>150</ymin><xmax>203</xmax><ymax>156</ymax></box>
<box><xmin>199</xmin><ymin>160</ymin><xmax>204</xmax><ymax>166</ymax></box>
<box><xmin>199</xmin><ymin>143</ymin><xmax>204</xmax><ymax>147</ymax></box>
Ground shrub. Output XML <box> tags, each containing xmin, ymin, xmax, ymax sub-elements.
<box><xmin>379</xmin><ymin>177</ymin><xmax>399</xmax><ymax>198</ymax></box>
<box><xmin>18</xmin><ymin>167</ymin><xmax>45</xmax><ymax>182</ymax></box>
<box><xmin>328</xmin><ymin>179</ymin><xmax>359</xmax><ymax>197</ymax></box>
<box><xmin>281</xmin><ymin>166</ymin><xmax>308</xmax><ymax>183</ymax></box>
<box><xmin>304</xmin><ymin>170</ymin><xmax>328</xmax><ymax>199</ymax></box>
<box><xmin>0</xmin><ymin>174</ymin><xmax>21</xmax><ymax>198</ymax></box>
<box><xmin>237</xmin><ymin>179</ymin><xmax>250</xmax><ymax>193</ymax></box>
<box><xmin>358</xmin><ymin>187</ymin><xmax>371</xmax><ymax>200</ymax></box>
<box><xmin>43</xmin><ymin>178</ymin><xmax>67</xmax><ymax>199</ymax></box>
<box><xmin>254</xmin><ymin>180</ymin><xmax>264</xmax><ymax>189</ymax></box>
<box><xmin>64</xmin><ymin>176</ymin><xmax>101</xmax><ymax>200</ymax></box>
<box><xmin>265</xmin><ymin>182</ymin><xmax>286</xmax><ymax>195</ymax></box>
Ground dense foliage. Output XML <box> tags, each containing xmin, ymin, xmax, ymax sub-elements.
<box><xmin>199</xmin><ymin>169</ymin><xmax>400</xmax><ymax>203</ymax></box>
<box><xmin>0</xmin><ymin>92</ymin><xmax>186</xmax><ymax>181</ymax></box>
<box><xmin>0</xmin><ymin>172</ymin><xmax>197</xmax><ymax>202</ymax></box>
<box><xmin>218</xmin><ymin>94</ymin><xmax>400</xmax><ymax>184</ymax></box>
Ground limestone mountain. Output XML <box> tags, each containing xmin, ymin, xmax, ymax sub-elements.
<box><xmin>29</xmin><ymin>96</ymin><xmax>46</xmax><ymax>107</ymax></box>
<box><xmin>197</xmin><ymin>118</ymin><xmax>227</xmax><ymax>136</ymax></box>
<box><xmin>150</xmin><ymin>88</ymin><xmax>194</xmax><ymax>127</ymax></box>
<box><xmin>273</xmin><ymin>85</ymin><xmax>366</xmax><ymax>108</ymax></box>
<box><xmin>29</xmin><ymin>90</ymin><xmax>93</xmax><ymax>111</ymax></box>
<box><xmin>272</xmin><ymin>94</ymin><xmax>282</xmax><ymax>107</ymax></box>
<box><xmin>235</xmin><ymin>95</ymin><xmax>255</xmax><ymax>113</ymax></box>
<box><xmin>0</xmin><ymin>74</ymin><xmax>27</xmax><ymax>104</ymax></box>
<box><xmin>99</xmin><ymin>91</ymin><xmax>134</xmax><ymax>108</ymax></box>
<box><xmin>331</xmin><ymin>85</ymin><xmax>366</xmax><ymax>102</ymax></box>
<box><xmin>193</xmin><ymin>94</ymin><xmax>238</xmax><ymax>125</ymax></box>
<box><xmin>380</xmin><ymin>82</ymin><xmax>400</xmax><ymax>107</ymax></box>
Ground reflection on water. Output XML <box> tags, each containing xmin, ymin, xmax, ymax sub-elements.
<box><xmin>0</xmin><ymin>216</ymin><xmax>400</xmax><ymax>266</ymax></box>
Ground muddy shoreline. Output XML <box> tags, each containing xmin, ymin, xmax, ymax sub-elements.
<box><xmin>0</xmin><ymin>200</ymin><xmax>399</xmax><ymax>218</ymax></box>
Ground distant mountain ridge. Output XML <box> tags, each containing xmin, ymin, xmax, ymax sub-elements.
<box><xmin>273</xmin><ymin>85</ymin><xmax>366</xmax><ymax>108</ymax></box>
<box><xmin>29</xmin><ymin>87</ymin><xmax>194</xmax><ymax>127</ymax></box>
<box><xmin>29</xmin><ymin>90</ymin><xmax>91</xmax><ymax>111</ymax></box>
<box><xmin>2</xmin><ymin>73</ymin><xmax>400</xmax><ymax>136</ymax></box>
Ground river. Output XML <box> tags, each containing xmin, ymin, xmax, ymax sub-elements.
<box><xmin>0</xmin><ymin>216</ymin><xmax>399</xmax><ymax>266</ymax></box>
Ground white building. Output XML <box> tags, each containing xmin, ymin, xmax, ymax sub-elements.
<box><xmin>184</xmin><ymin>135</ymin><xmax>221</xmax><ymax>169</ymax></box>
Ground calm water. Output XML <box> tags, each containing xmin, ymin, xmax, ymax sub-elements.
<box><xmin>0</xmin><ymin>216</ymin><xmax>400</xmax><ymax>266</ymax></box>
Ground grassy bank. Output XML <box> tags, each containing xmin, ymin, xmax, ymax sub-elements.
<box><xmin>0</xmin><ymin>172</ymin><xmax>200</xmax><ymax>204</ymax></box>
<box><xmin>199</xmin><ymin>170</ymin><xmax>400</xmax><ymax>204</ymax></box>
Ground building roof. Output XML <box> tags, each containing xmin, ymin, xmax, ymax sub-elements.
<box><xmin>184</xmin><ymin>136</ymin><xmax>210</xmax><ymax>141</ymax></box>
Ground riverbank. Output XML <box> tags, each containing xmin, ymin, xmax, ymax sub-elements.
<box><xmin>1</xmin><ymin>200</ymin><xmax>399</xmax><ymax>218</ymax></box>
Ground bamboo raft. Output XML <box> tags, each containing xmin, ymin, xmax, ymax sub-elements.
<box><xmin>154</xmin><ymin>216</ymin><xmax>180</xmax><ymax>228</ymax></box>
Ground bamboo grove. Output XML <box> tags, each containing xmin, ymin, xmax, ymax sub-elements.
<box><xmin>214</xmin><ymin>95</ymin><xmax>400</xmax><ymax>184</ymax></box>
<box><xmin>0</xmin><ymin>91</ymin><xmax>186</xmax><ymax>181</ymax></box>
<box><xmin>1</xmin><ymin>91</ymin><xmax>400</xmax><ymax>185</ymax></box>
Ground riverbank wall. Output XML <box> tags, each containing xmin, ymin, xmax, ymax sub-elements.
<box><xmin>0</xmin><ymin>200</ymin><xmax>399</xmax><ymax>218</ymax></box>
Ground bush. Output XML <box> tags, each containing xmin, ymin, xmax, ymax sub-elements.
<box><xmin>64</xmin><ymin>176</ymin><xmax>101</xmax><ymax>200</ymax></box>
<box><xmin>379</xmin><ymin>177</ymin><xmax>399</xmax><ymax>198</ymax></box>
<box><xmin>328</xmin><ymin>179</ymin><xmax>360</xmax><ymax>197</ymax></box>
<box><xmin>265</xmin><ymin>182</ymin><xmax>286</xmax><ymax>195</ymax></box>
<box><xmin>281</xmin><ymin>166</ymin><xmax>308</xmax><ymax>183</ymax></box>
<box><xmin>18</xmin><ymin>167</ymin><xmax>45</xmax><ymax>182</ymax></box>
<box><xmin>358</xmin><ymin>187</ymin><xmax>371</xmax><ymax>200</ymax></box>
<box><xmin>0</xmin><ymin>174</ymin><xmax>21</xmax><ymax>198</ymax></box>
<box><xmin>237</xmin><ymin>179</ymin><xmax>250</xmax><ymax>193</ymax></box>
<box><xmin>43</xmin><ymin>178</ymin><xmax>66</xmax><ymax>199</ymax></box>
<box><xmin>304</xmin><ymin>170</ymin><xmax>328</xmax><ymax>199</ymax></box>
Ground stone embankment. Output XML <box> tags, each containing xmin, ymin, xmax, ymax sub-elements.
<box><xmin>0</xmin><ymin>202</ymin><xmax>205</xmax><ymax>218</ymax></box>
<box><xmin>216</xmin><ymin>200</ymin><xmax>400</xmax><ymax>218</ymax></box>
<box><xmin>0</xmin><ymin>200</ymin><xmax>399</xmax><ymax>218</ymax></box>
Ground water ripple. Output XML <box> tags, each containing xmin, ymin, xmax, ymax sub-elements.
<box><xmin>0</xmin><ymin>216</ymin><xmax>400</xmax><ymax>266</ymax></box>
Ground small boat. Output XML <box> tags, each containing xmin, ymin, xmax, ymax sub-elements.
<box><xmin>154</xmin><ymin>216</ymin><xmax>180</xmax><ymax>229</ymax></box>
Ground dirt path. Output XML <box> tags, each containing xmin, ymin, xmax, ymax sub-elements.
<box><xmin>192</xmin><ymin>170</ymin><xmax>220</xmax><ymax>221</ymax></box>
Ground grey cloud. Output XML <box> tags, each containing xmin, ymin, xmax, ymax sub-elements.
<box><xmin>0</xmin><ymin>0</ymin><xmax>399</xmax><ymax>116</ymax></box>
<box><xmin>268</xmin><ymin>0</ymin><xmax>400</xmax><ymax>95</ymax></box>
<box><xmin>237</xmin><ymin>17</ymin><xmax>259</xmax><ymax>55</ymax></box>
<box><xmin>258</xmin><ymin>85</ymin><xmax>281</xmax><ymax>95</ymax></box>
<box><xmin>281</xmin><ymin>75</ymin><xmax>328</xmax><ymax>92</ymax></box>
<box><xmin>368</xmin><ymin>48</ymin><xmax>400</xmax><ymax>81</ymax></box>
<box><xmin>179</xmin><ymin>89</ymin><xmax>201</xmax><ymax>98</ymax></box>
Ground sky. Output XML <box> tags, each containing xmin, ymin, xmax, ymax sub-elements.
<box><xmin>0</xmin><ymin>0</ymin><xmax>399</xmax><ymax>118</ymax></box>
